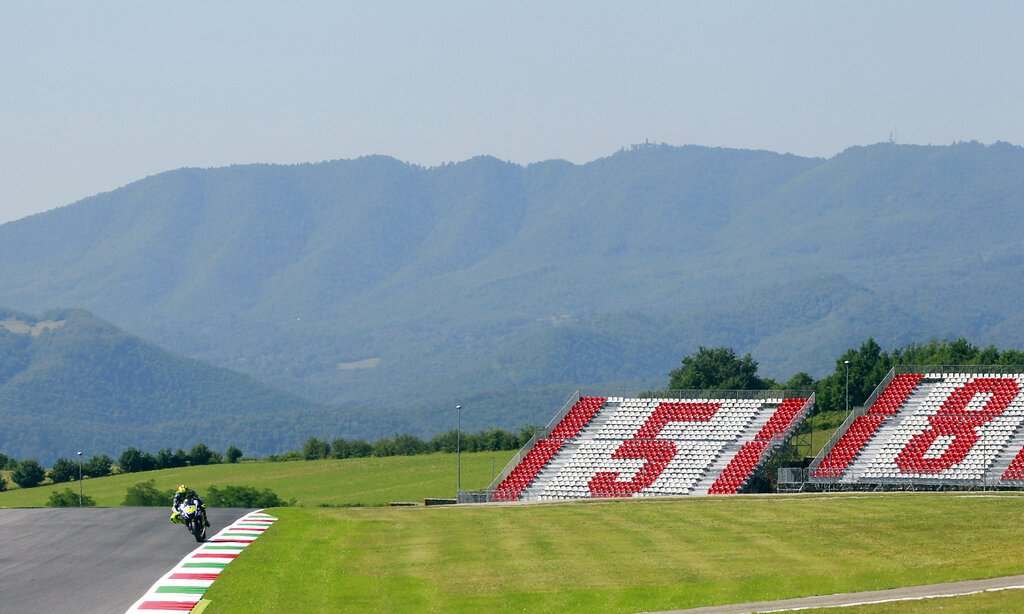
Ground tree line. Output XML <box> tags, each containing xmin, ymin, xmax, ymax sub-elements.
<box><xmin>270</xmin><ymin>426</ymin><xmax>537</xmax><ymax>462</ymax></box>
<box><xmin>0</xmin><ymin>426</ymin><xmax>537</xmax><ymax>491</ymax></box>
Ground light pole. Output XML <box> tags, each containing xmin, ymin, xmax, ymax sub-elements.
<box><xmin>77</xmin><ymin>451</ymin><xmax>83</xmax><ymax>507</ymax></box>
<box><xmin>456</xmin><ymin>405</ymin><xmax>462</xmax><ymax>497</ymax></box>
<box><xmin>844</xmin><ymin>360</ymin><xmax>851</xmax><ymax>422</ymax></box>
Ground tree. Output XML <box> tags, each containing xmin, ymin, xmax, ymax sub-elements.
<box><xmin>48</xmin><ymin>458</ymin><xmax>78</xmax><ymax>483</ymax></box>
<box><xmin>155</xmin><ymin>448</ymin><xmax>188</xmax><ymax>469</ymax></box>
<box><xmin>330</xmin><ymin>438</ymin><xmax>372</xmax><ymax>459</ymax></box>
<box><xmin>172</xmin><ymin>448</ymin><xmax>189</xmax><ymax>467</ymax></box>
<box><xmin>188</xmin><ymin>443</ymin><xmax>213</xmax><ymax>466</ymax></box>
<box><xmin>784</xmin><ymin>372</ymin><xmax>815</xmax><ymax>390</ymax></box>
<box><xmin>0</xmin><ymin>473</ymin><xmax>6</xmax><ymax>492</ymax></box>
<box><xmin>372</xmin><ymin>438</ymin><xmax>397</xmax><ymax>457</ymax></box>
<box><xmin>84</xmin><ymin>454</ymin><xmax>113</xmax><ymax>478</ymax></box>
<box><xmin>47</xmin><ymin>487</ymin><xmax>95</xmax><ymax>507</ymax></box>
<box><xmin>302</xmin><ymin>437</ymin><xmax>330</xmax><ymax>460</ymax></box>
<box><xmin>11</xmin><ymin>459</ymin><xmax>45</xmax><ymax>488</ymax></box>
<box><xmin>123</xmin><ymin>479</ymin><xmax>174</xmax><ymax>506</ymax></box>
<box><xmin>119</xmin><ymin>447</ymin><xmax>144</xmax><ymax>473</ymax></box>
<box><xmin>430</xmin><ymin>430</ymin><xmax>459</xmax><ymax>453</ymax></box>
<box><xmin>225</xmin><ymin>445</ymin><xmax>243</xmax><ymax>464</ymax></box>
<box><xmin>668</xmin><ymin>346</ymin><xmax>771</xmax><ymax>390</ymax></box>
<box><xmin>393</xmin><ymin>434</ymin><xmax>428</xmax><ymax>456</ymax></box>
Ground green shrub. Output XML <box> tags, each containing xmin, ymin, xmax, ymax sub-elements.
<box><xmin>123</xmin><ymin>479</ymin><xmax>174</xmax><ymax>506</ymax></box>
<box><xmin>47</xmin><ymin>487</ymin><xmax>95</xmax><ymax>507</ymax></box>
<box><xmin>205</xmin><ymin>484</ymin><xmax>289</xmax><ymax>508</ymax></box>
<box><xmin>11</xmin><ymin>459</ymin><xmax>45</xmax><ymax>488</ymax></box>
<box><xmin>48</xmin><ymin>458</ymin><xmax>78</xmax><ymax>483</ymax></box>
<box><xmin>84</xmin><ymin>454</ymin><xmax>113</xmax><ymax>478</ymax></box>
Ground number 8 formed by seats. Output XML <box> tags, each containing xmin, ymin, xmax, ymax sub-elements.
<box><xmin>895</xmin><ymin>378</ymin><xmax>1020</xmax><ymax>474</ymax></box>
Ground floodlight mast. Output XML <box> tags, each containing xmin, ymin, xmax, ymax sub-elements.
<box><xmin>77</xmin><ymin>451</ymin><xmax>83</xmax><ymax>507</ymax></box>
<box><xmin>844</xmin><ymin>360</ymin><xmax>851</xmax><ymax>421</ymax></box>
<box><xmin>456</xmin><ymin>405</ymin><xmax>462</xmax><ymax>498</ymax></box>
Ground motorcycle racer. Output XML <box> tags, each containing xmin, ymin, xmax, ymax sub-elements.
<box><xmin>170</xmin><ymin>483</ymin><xmax>210</xmax><ymax>527</ymax></box>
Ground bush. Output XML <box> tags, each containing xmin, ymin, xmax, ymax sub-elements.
<box><xmin>205</xmin><ymin>484</ymin><xmax>289</xmax><ymax>508</ymax></box>
<box><xmin>11</xmin><ymin>459</ymin><xmax>45</xmax><ymax>488</ymax></box>
<box><xmin>84</xmin><ymin>454</ymin><xmax>113</xmax><ymax>478</ymax></box>
<box><xmin>0</xmin><ymin>473</ymin><xmax>6</xmax><ymax>492</ymax></box>
<box><xmin>302</xmin><ymin>437</ymin><xmax>330</xmax><ymax>460</ymax></box>
<box><xmin>48</xmin><ymin>458</ymin><xmax>78</xmax><ymax>483</ymax></box>
<box><xmin>47</xmin><ymin>487</ymin><xmax>95</xmax><ymax>507</ymax></box>
<box><xmin>156</xmin><ymin>448</ymin><xmax>189</xmax><ymax>469</ymax></box>
<box><xmin>330</xmin><ymin>439</ymin><xmax>372</xmax><ymax>459</ymax></box>
<box><xmin>226</xmin><ymin>446</ymin><xmax>243</xmax><ymax>463</ymax></box>
<box><xmin>266</xmin><ymin>450</ymin><xmax>303</xmax><ymax>462</ymax></box>
<box><xmin>123</xmin><ymin>479</ymin><xmax>174</xmax><ymax>506</ymax></box>
<box><xmin>189</xmin><ymin>443</ymin><xmax>213</xmax><ymax>466</ymax></box>
<box><xmin>119</xmin><ymin>447</ymin><xmax>157</xmax><ymax>473</ymax></box>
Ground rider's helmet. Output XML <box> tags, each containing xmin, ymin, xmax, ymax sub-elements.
<box><xmin>177</xmin><ymin>484</ymin><xmax>188</xmax><ymax>494</ymax></box>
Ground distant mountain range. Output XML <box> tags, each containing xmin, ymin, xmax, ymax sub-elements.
<box><xmin>1</xmin><ymin>141</ymin><xmax>1022</xmax><ymax>460</ymax></box>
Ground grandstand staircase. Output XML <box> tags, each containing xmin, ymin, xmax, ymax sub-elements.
<box><xmin>520</xmin><ymin>399</ymin><xmax>620</xmax><ymax>500</ymax></box>
<box><xmin>691</xmin><ymin>418</ymin><xmax>767</xmax><ymax>494</ymax></box>
<box><xmin>989</xmin><ymin>426</ymin><xmax>1024</xmax><ymax>482</ymax></box>
<box><xmin>841</xmin><ymin>382</ymin><xmax>938</xmax><ymax>482</ymax></box>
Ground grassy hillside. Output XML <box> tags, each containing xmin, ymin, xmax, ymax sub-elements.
<box><xmin>0</xmin><ymin>451</ymin><xmax>516</xmax><ymax>508</ymax></box>
<box><xmin>202</xmin><ymin>492</ymin><xmax>1024</xmax><ymax>613</ymax></box>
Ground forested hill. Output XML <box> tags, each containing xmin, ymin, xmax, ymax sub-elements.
<box><xmin>0</xmin><ymin>142</ymin><xmax>1022</xmax><ymax>444</ymax></box>
<box><xmin>0</xmin><ymin>308</ymin><xmax>330</xmax><ymax>463</ymax></box>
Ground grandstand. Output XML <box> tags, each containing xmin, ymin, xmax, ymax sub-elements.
<box><xmin>476</xmin><ymin>391</ymin><xmax>813</xmax><ymax>502</ymax></box>
<box><xmin>809</xmin><ymin>367</ymin><xmax>1024</xmax><ymax>489</ymax></box>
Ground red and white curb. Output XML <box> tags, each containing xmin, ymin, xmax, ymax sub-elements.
<box><xmin>125</xmin><ymin>510</ymin><xmax>278</xmax><ymax>613</ymax></box>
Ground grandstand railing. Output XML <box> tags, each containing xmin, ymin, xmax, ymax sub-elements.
<box><xmin>806</xmin><ymin>367</ymin><xmax>898</xmax><ymax>478</ymax></box>
<box><xmin>737</xmin><ymin>394</ymin><xmax>815</xmax><ymax>493</ymax></box>
<box><xmin>483</xmin><ymin>390</ymin><xmax>581</xmax><ymax>496</ymax></box>
<box><xmin>581</xmin><ymin>388</ymin><xmax>812</xmax><ymax>401</ymax></box>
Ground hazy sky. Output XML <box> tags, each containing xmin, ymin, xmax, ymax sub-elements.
<box><xmin>2</xmin><ymin>2</ymin><xmax>1023</xmax><ymax>224</ymax></box>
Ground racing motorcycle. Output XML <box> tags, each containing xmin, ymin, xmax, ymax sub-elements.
<box><xmin>179</xmin><ymin>499</ymin><xmax>208</xmax><ymax>542</ymax></box>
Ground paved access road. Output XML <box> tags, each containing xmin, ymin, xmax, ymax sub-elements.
<box><xmin>653</xmin><ymin>574</ymin><xmax>1024</xmax><ymax>613</ymax></box>
<box><xmin>0</xmin><ymin>507</ymin><xmax>251</xmax><ymax>614</ymax></box>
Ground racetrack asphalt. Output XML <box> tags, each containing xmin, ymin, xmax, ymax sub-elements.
<box><xmin>0</xmin><ymin>507</ymin><xmax>252</xmax><ymax>614</ymax></box>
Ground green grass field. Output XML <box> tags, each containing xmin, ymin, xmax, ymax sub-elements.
<box><xmin>0</xmin><ymin>451</ymin><xmax>516</xmax><ymax>508</ymax></box>
<box><xmin>200</xmin><ymin>492</ymin><xmax>1024</xmax><ymax>614</ymax></box>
